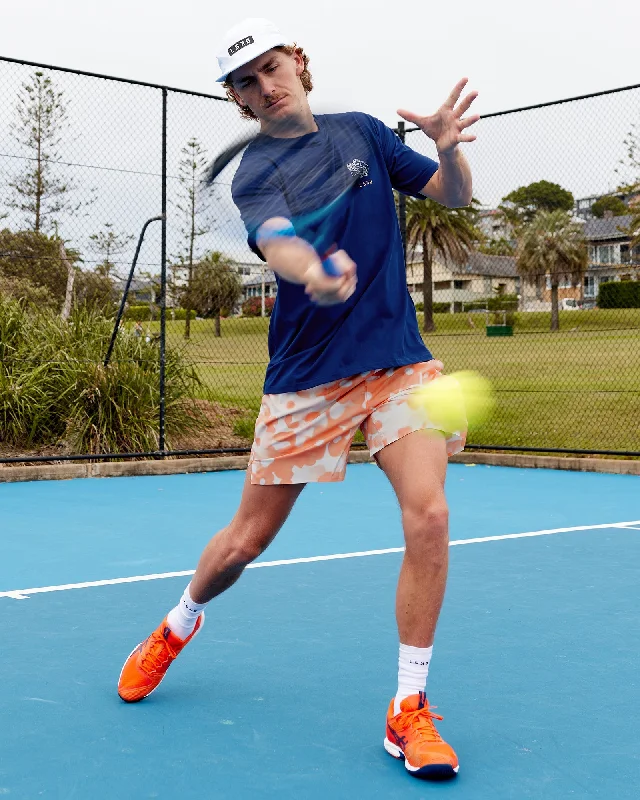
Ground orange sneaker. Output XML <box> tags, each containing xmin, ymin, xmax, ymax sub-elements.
<box><xmin>117</xmin><ymin>614</ymin><xmax>204</xmax><ymax>703</ymax></box>
<box><xmin>384</xmin><ymin>692</ymin><xmax>459</xmax><ymax>778</ymax></box>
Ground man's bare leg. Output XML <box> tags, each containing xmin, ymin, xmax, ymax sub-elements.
<box><xmin>189</xmin><ymin>470</ymin><xmax>305</xmax><ymax>603</ymax></box>
<box><xmin>117</xmin><ymin>470</ymin><xmax>304</xmax><ymax>701</ymax></box>
<box><xmin>376</xmin><ymin>430</ymin><xmax>449</xmax><ymax>649</ymax></box>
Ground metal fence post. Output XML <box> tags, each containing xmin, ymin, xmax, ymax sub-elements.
<box><xmin>159</xmin><ymin>87</ymin><xmax>168</xmax><ymax>453</ymax></box>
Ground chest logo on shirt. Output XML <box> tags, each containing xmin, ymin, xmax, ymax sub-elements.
<box><xmin>346</xmin><ymin>159</ymin><xmax>373</xmax><ymax>188</ymax></box>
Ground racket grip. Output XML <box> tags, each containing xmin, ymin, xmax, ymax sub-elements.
<box><xmin>321</xmin><ymin>254</ymin><xmax>342</xmax><ymax>277</ymax></box>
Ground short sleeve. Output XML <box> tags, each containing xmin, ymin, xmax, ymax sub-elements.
<box><xmin>367</xmin><ymin>115</ymin><xmax>438</xmax><ymax>197</ymax></box>
<box><xmin>231</xmin><ymin>147</ymin><xmax>292</xmax><ymax>261</ymax></box>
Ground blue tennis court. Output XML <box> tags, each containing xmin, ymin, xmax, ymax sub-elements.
<box><xmin>2</xmin><ymin>463</ymin><xmax>639</xmax><ymax>798</ymax></box>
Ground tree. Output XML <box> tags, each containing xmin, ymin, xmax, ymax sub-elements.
<box><xmin>6</xmin><ymin>71</ymin><xmax>80</xmax><ymax>232</ymax></box>
<box><xmin>615</xmin><ymin>121</ymin><xmax>640</xmax><ymax>191</ymax></box>
<box><xmin>182</xmin><ymin>251</ymin><xmax>242</xmax><ymax>337</ymax></box>
<box><xmin>500</xmin><ymin>180</ymin><xmax>575</xmax><ymax>230</ymax></box>
<box><xmin>590</xmin><ymin>195</ymin><xmax>628</xmax><ymax>219</ymax></box>
<box><xmin>614</xmin><ymin>122</ymin><xmax>640</xmax><ymax>246</ymax></box>
<box><xmin>516</xmin><ymin>210</ymin><xmax>588</xmax><ymax>332</ymax></box>
<box><xmin>405</xmin><ymin>198</ymin><xmax>480</xmax><ymax>332</ymax></box>
<box><xmin>0</xmin><ymin>228</ymin><xmax>70</xmax><ymax>302</ymax></box>
<box><xmin>170</xmin><ymin>138</ymin><xmax>212</xmax><ymax>340</ymax></box>
<box><xmin>88</xmin><ymin>223</ymin><xmax>134</xmax><ymax>277</ymax></box>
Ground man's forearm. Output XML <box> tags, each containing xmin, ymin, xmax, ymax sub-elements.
<box><xmin>257</xmin><ymin>220</ymin><xmax>318</xmax><ymax>284</ymax></box>
<box><xmin>435</xmin><ymin>148</ymin><xmax>473</xmax><ymax>207</ymax></box>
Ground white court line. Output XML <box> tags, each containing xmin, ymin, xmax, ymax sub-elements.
<box><xmin>1</xmin><ymin>520</ymin><xmax>638</xmax><ymax>600</ymax></box>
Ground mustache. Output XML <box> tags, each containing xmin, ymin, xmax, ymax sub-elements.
<box><xmin>264</xmin><ymin>94</ymin><xmax>286</xmax><ymax>109</ymax></box>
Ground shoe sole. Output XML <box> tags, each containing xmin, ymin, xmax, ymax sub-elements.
<box><xmin>384</xmin><ymin>737</ymin><xmax>459</xmax><ymax>779</ymax></box>
<box><xmin>117</xmin><ymin>612</ymin><xmax>205</xmax><ymax>703</ymax></box>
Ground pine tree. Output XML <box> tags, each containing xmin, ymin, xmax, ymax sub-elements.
<box><xmin>7</xmin><ymin>71</ymin><xmax>80</xmax><ymax>232</ymax></box>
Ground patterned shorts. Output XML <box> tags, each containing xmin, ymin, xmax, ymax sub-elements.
<box><xmin>249</xmin><ymin>360</ymin><xmax>466</xmax><ymax>485</ymax></box>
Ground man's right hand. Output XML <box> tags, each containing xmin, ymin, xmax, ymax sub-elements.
<box><xmin>303</xmin><ymin>251</ymin><xmax>357</xmax><ymax>306</ymax></box>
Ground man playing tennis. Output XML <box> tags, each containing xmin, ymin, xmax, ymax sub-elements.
<box><xmin>118</xmin><ymin>17</ymin><xmax>479</xmax><ymax>780</ymax></box>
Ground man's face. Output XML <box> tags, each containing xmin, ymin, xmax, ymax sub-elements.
<box><xmin>229</xmin><ymin>49</ymin><xmax>307</xmax><ymax>126</ymax></box>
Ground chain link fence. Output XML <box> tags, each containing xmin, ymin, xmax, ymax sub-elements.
<box><xmin>0</xmin><ymin>56</ymin><xmax>638</xmax><ymax>464</ymax></box>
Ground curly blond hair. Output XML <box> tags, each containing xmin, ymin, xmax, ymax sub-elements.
<box><xmin>223</xmin><ymin>45</ymin><xmax>313</xmax><ymax>121</ymax></box>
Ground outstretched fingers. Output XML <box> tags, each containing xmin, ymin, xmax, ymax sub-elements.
<box><xmin>454</xmin><ymin>90</ymin><xmax>479</xmax><ymax>118</ymax></box>
<box><xmin>444</xmin><ymin>78</ymin><xmax>469</xmax><ymax>109</ymax></box>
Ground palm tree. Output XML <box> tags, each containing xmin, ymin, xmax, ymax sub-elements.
<box><xmin>406</xmin><ymin>197</ymin><xmax>479</xmax><ymax>332</ymax></box>
<box><xmin>516</xmin><ymin>210</ymin><xmax>588</xmax><ymax>332</ymax></box>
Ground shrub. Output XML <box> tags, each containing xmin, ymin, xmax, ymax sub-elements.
<box><xmin>123</xmin><ymin>304</ymin><xmax>155</xmax><ymax>321</ymax></box>
<box><xmin>413</xmin><ymin>302</ymin><xmax>450</xmax><ymax>313</ymax></box>
<box><xmin>598</xmin><ymin>280</ymin><xmax>640</xmax><ymax>309</ymax></box>
<box><xmin>232</xmin><ymin>415</ymin><xmax>257</xmax><ymax>439</ymax></box>
<box><xmin>242</xmin><ymin>297</ymin><xmax>275</xmax><ymax>317</ymax></box>
<box><xmin>0</xmin><ymin>297</ymin><xmax>204</xmax><ymax>454</ymax></box>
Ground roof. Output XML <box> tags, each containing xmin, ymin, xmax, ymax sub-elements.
<box><xmin>242</xmin><ymin>268</ymin><xmax>276</xmax><ymax>288</ymax></box>
<box><xmin>583</xmin><ymin>215</ymin><xmax>632</xmax><ymax>241</ymax></box>
<box><xmin>452</xmin><ymin>251</ymin><xmax>518</xmax><ymax>278</ymax></box>
<box><xmin>113</xmin><ymin>277</ymin><xmax>156</xmax><ymax>292</ymax></box>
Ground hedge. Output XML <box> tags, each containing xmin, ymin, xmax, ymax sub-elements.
<box><xmin>414</xmin><ymin>302</ymin><xmax>451</xmax><ymax>313</ymax></box>
<box><xmin>598</xmin><ymin>280</ymin><xmax>640</xmax><ymax>309</ymax></box>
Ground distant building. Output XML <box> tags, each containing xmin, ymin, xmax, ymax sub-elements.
<box><xmin>477</xmin><ymin>208</ymin><xmax>513</xmax><ymax>242</ymax></box>
<box><xmin>574</xmin><ymin>189</ymin><xmax>640</xmax><ymax>220</ymax></box>
<box><xmin>406</xmin><ymin>214</ymin><xmax>639</xmax><ymax>312</ymax></box>
<box><xmin>113</xmin><ymin>277</ymin><xmax>157</xmax><ymax>305</ymax></box>
<box><xmin>241</xmin><ymin>264</ymin><xmax>278</xmax><ymax>303</ymax></box>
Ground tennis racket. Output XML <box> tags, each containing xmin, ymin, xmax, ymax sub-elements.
<box><xmin>201</xmin><ymin>116</ymin><xmax>371</xmax><ymax>277</ymax></box>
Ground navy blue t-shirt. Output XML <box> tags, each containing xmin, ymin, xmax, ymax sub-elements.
<box><xmin>231</xmin><ymin>112</ymin><xmax>438</xmax><ymax>394</ymax></box>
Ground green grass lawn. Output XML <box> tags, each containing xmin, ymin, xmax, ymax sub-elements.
<box><xmin>150</xmin><ymin>309</ymin><xmax>640</xmax><ymax>453</ymax></box>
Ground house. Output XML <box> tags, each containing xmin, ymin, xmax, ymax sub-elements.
<box><xmin>574</xmin><ymin>189</ymin><xmax>640</xmax><ymax>220</ymax></box>
<box><xmin>241</xmin><ymin>264</ymin><xmax>278</xmax><ymax>303</ymax></box>
<box><xmin>113</xmin><ymin>277</ymin><xmax>157</xmax><ymax>305</ymax></box>
<box><xmin>406</xmin><ymin>214</ymin><xmax>639</xmax><ymax>313</ymax></box>
<box><xmin>406</xmin><ymin>251</ymin><xmax>540</xmax><ymax>312</ymax></box>
<box><xmin>581</xmin><ymin>214</ymin><xmax>640</xmax><ymax>305</ymax></box>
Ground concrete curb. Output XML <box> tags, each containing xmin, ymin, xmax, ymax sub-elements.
<box><xmin>0</xmin><ymin>447</ymin><xmax>638</xmax><ymax>483</ymax></box>
<box><xmin>449</xmin><ymin>451</ymin><xmax>640</xmax><ymax>475</ymax></box>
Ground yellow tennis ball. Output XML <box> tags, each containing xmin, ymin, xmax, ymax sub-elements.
<box><xmin>409</xmin><ymin>370</ymin><xmax>494</xmax><ymax>434</ymax></box>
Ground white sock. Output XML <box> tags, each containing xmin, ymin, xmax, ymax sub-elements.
<box><xmin>166</xmin><ymin>584</ymin><xmax>207</xmax><ymax>640</ymax></box>
<box><xmin>394</xmin><ymin>643</ymin><xmax>433</xmax><ymax>715</ymax></box>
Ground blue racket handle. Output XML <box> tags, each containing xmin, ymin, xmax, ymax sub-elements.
<box><xmin>322</xmin><ymin>254</ymin><xmax>342</xmax><ymax>277</ymax></box>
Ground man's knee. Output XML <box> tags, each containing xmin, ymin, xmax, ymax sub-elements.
<box><xmin>227</xmin><ymin>518</ymin><xmax>280</xmax><ymax>566</ymax></box>
<box><xmin>402</xmin><ymin>499</ymin><xmax>449</xmax><ymax>555</ymax></box>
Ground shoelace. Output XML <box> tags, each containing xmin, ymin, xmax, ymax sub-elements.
<box><xmin>139</xmin><ymin>632</ymin><xmax>178</xmax><ymax>677</ymax></box>
<box><xmin>397</xmin><ymin>706</ymin><xmax>444</xmax><ymax>744</ymax></box>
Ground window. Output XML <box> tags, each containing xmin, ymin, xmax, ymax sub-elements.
<box><xmin>599</xmin><ymin>275</ymin><xmax>614</xmax><ymax>285</ymax></box>
<box><xmin>596</xmin><ymin>244</ymin><xmax>615</xmax><ymax>264</ymax></box>
<box><xmin>434</xmin><ymin>280</ymin><xmax>451</xmax><ymax>290</ymax></box>
<box><xmin>453</xmin><ymin>279</ymin><xmax>470</xmax><ymax>290</ymax></box>
<box><xmin>546</xmin><ymin>275</ymin><xmax>573</xmax><ymax>289</ymax></box>
<box><xmin>584</xmin><ymin>275</ymin><xmax>595</xmax><ymax>297</ymax></box>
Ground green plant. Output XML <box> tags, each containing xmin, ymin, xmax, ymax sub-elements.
<box><xmin>516</xmin><ymin>210</ymin><xmax>588</xmax><ymax>331</ymax></box>
<box><xmin>406</xmin><ymin>197</ymin><xmax>480</xmax><ymax>332</ymax></box>
<box><xmin>598</xmin><ymin>280</ymin><xmax>640</xmax><ymax>308</ymax></box>
<box><xmin>0</xmin><ymin>297</ymin><xmax>204</xmax><ymax>453</ymax></box>
<box><xmin>232</xmin><ymin>415</ymin><xmax>257</xmax><ymax>439</ymax></box>
<box><xmin>242</xmin><ymin>296</ymin><xmax>275</xmax><ymax>317</ymax></box>
<box><xmin>590</xmin><ymin>195</ymin><xmax>628</xmax><ymax>218</ymax></box>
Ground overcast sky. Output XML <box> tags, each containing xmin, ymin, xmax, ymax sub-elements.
<box><xmin>2</xmin><ymin>0</ymin><xmax>639</xmax><ymax>268</ymax></box>
<box><xmin>3</xmin><ymin>0</ymin><xmax>640</xmax><ymax>125</ymax></box>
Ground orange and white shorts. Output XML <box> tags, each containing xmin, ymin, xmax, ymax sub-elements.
<box><xmin>249</xmin><ymin>360</ymin><xmax>466</xmax><ymax>485</ymax></box>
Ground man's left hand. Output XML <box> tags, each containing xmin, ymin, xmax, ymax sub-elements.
<box><xmin>398</xmin><ymin>78</ymin><xmax>479</xmax><ymax>155</ymax></box>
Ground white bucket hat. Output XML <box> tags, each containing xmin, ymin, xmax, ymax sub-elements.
<box><xmin>216</xmin><ymin>18</ymin><xmax>288</xmax><ymax>83</ymax></box>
